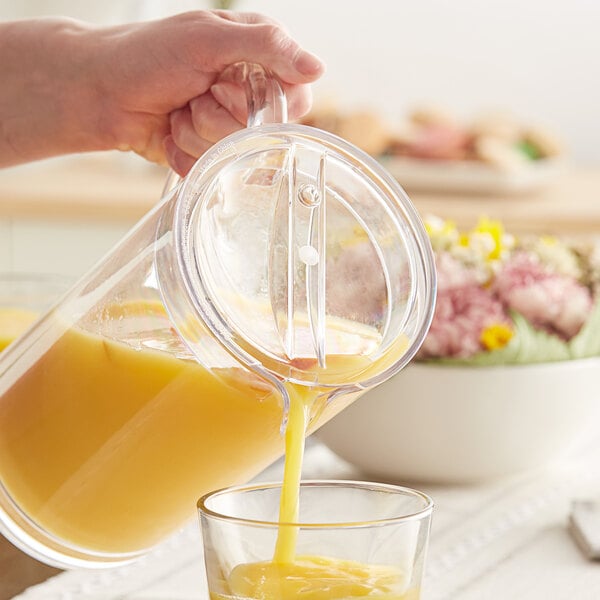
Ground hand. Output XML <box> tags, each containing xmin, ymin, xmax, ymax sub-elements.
<box><xmin>0</xmin><ymin>12</ymin><xmax>324</xmax><ymax>174</ymax></box>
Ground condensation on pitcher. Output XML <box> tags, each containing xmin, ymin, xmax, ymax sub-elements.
<box><xmin>299</xmin><ymin>245</ymin><xmax>319</xmax><ymax>266</ymax></box>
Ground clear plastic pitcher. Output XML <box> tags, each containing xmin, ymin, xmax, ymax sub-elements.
<box><xmin>0</xmin><ymin>64</ymin><xmax>436</xmax><ymax>568</ymax></box>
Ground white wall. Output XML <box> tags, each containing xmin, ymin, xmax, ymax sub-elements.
<box><xmin>241</xmin><ymin>0</ymin><xmax>600</xmax><ymax>164</ymax></box>
<box><xmin>2</xmin><ymin>0</ymin><xmax>599</xmax><ymax>163</ymax></box>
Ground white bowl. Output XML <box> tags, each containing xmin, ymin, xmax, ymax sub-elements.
<box><xmin>317</xmin><ymin>359</ymin><xmax>600</xmax><ymax>484</ymax></box>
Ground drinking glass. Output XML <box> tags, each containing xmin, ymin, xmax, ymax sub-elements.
<box><xmin>199</xmin><ymin>480</ymin><xmax>433</xmax><ymax>599</ymax></box>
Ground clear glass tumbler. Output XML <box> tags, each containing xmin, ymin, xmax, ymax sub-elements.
<box><xmin>198</xmin><ymin>480</ymin><xmax>433</xmax><ymax>600</ymax></box>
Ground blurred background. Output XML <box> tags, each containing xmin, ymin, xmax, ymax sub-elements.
<box><xmin>0</xmin><ymin>0</ymin><xmax>598</xmax><ymax>271</ymax></box>
<box><xmin>0</xmin><ymin>0</ymin><xmax>598</xmax><ymax>283</ymax></box>
<box><xmin>2</xmin><ymin>0</ymin><xmax>598</xmax><ymax>280</ymax></box>
<box><xmin>2</xmin><ymin>0</ymin><xmax>599</xmax><ymax>162</ymax></box>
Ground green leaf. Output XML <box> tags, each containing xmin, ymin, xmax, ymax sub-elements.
<box><xmin>425</xmin><ymin>311</ymin><xmax>571</xmax><ymax>366</ymax></box>
<box><xmin>569</xmin><ymin>299</ymin><xmax>600</xmax><ymax>359</ymax></box>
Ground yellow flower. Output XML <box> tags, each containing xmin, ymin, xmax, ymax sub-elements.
<box><xmin>425</xmin><ymin>216</ymin><xmax>459</xmax><ymax>251</ymax></box>
<box><xmin>473</xmin><ymin>217</ymin><xmax>505</xmax><ymax>260</ymax></box>
<box><xmin>425</xmin><ymin>218</ymin><xmax>457</xmax><ymax>236</ymax></box>
<box><xmin>540</xmin><ymin>235</ymin><xmax>557</xmax><ymax>246</ymax></box>
<box><xmin>480</xmin><ymin>323</ymin><xmax>514</xmax><ymax>350</ymax></box>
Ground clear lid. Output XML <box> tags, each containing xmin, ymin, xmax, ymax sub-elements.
<box><xmin>167</xmin><ymin>64</ymin><xmax>436</xmax><ymax>389</ymax></box>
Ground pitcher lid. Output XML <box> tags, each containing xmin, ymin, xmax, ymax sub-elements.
<box><xmin>171</xmin><ymin>120</ymin><xmax>436</xmax><ymax>388</ymax></box>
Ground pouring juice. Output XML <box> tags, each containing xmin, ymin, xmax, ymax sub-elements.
<box><xmin>207</xmin><ymin>389</ymin><xmax>422</xmax><ymax>600</ymax></box>
<box><xmin>0</xmin><ymin>63</ymin><xmax>435</xmax><ymax>571</ymax></box>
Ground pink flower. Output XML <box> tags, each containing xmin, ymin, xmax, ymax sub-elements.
<box><xmin>435</xmin><ymin>252</ymin><xmax>480</xmax><ymax>290</ymax></box>
<box><xmin>493</xmin><ymin>252</ymin><xmax>593</xmax><ymax>340</ymax></box>
<box><xmin>419</xmin><ymin>284</ymin><xmax>511</xmax><ymax>359</ymax></box>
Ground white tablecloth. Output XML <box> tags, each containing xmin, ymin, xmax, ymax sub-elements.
<box><xmin>13</xmin><ymin>435</ymin><xmax>600</xmax><ymax>600</ymax></box>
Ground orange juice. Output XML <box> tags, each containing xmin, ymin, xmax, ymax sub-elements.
<box><xmin>209</xmin><ymin>405</ymin><xmax>421</xmax><ymax>600</ymax></box>
<box><xmin>0</xmin><ymin>301</ymin><xmax>380</xmax><ymax>555</ymax></box>
<box><xmin>212</xmin><ymin>555</ymin><xmax>419</xmax><ymax>599</ymax></box>
<box><xmin>0</xmin><ymin>298</ymin><xmax>412</xmax><ymax>599</ymax></box>
<box><xmin>0</xmin><ymin>323</ymin><xmax>290</xmax><ymax>554</ymax></box>
<box><xmin>0</xmin><ymin>308</ymin><xmax>38</xmax><ymax>352</ymax></box>
<box><xmin>273</xmin><ymin>336</ymin><xmax>410</xmax><ymax>565</ymax></box>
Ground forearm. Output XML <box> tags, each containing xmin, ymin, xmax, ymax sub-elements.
<box><xmin>0</xmin><ymin>18</ymin><xmax>110</xmax><ymax>167</ymax></box>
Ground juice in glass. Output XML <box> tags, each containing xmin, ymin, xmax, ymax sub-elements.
<box><xmin>200</xmin><ymin>479</ymin><xmax>432</xmax><ymax>600</ymax></box>
<box><xmin>212</xmin><ymin>556</ymin><xmax>420</xmax><ymax>600</ymax></box>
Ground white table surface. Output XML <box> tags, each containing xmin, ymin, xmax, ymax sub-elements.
<box><xmin>13</xmin><ymin>434</ymin><xmax>600</xmax><ymax>600</ymax></box>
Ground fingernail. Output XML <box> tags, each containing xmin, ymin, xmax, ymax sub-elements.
<box><xmin>210</xmin><ymin>84</ymin><xmax>232</xmax><ymax>112</ymax></box>
<box><xmin>295</xmin><ymin>50</ymin><xmax>325</xmax><ymax>76</ymax></box>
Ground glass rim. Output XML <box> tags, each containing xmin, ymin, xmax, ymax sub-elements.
<box><xmin>198</xmin><ymin>479</ymin><xmax>434</xmax><ymax>529</ymax></box>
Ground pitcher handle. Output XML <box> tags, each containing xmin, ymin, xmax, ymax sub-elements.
<box><xmin>221</xmin><ymin>61</ymin><xmax>288</xmax><ymax>127</ymax></box>
<box><xmin>161</xmin><ymin>62</ymin><xmax>287</xmax><ymax>196</ymax></box>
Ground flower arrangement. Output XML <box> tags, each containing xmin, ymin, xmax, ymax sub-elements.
<box><xmin>418</xmin><ymin>216</ymin><xmax>600</xmax><ymax>365</ymax></box>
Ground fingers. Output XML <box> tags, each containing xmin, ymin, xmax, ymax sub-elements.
<box><xmin>168</xmin><ymin>89</ymin><xmax>244</xmax><ymax>167</ymax></box>
<box><xmin>209</xmin><ymin>81</ymin><xmax>249</xmax><ymax>124</ymax></box>
<box><xmin>170</xmin><ymin>105</ymin><xmax>213</xmax><ymax>156</ymax></box>
<box><xmin>230</xmin><ymin>24</ymin><xmax>324</xmax><ymax>84</ymax></box>
<box><xmin>210</xmin><ymin>80</ymin><xmax>313</xmax><ymax>125</ymax></box>
<box><xmin>188</xmin><ymin>93</ymin><xmax>243</xmax><ymax>142</ymax></box>
<box><xmin>204</xmin><ymin>81</ymin><xmax>248</xmax><ymax>126</ymax></box>
<box><xmin>167</xmin><ymin>71</ymin><xmax>314</xmax><ymax>176</ymax></box>
<box><xmin>164</xmin><ymin>10</ymin><xmax>323</xmax><ymax>176</ymax></box>
<box><xmin>199</xmin><ymin>13</ymin><xmax>325</xmax><ymax>85</ymax></box>
<box><xmin>282</xmin><ymin>82</ymin><xmax>313</xmax><ymax>121</ymax></box>
<box><xmin>164</xmin><ymin>134</ymin><xmax>196</xmax><ymax>177</ymax></box>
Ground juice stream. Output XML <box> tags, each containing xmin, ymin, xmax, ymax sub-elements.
<box><xmin>218</xmin><ymin>387</ymin><xmax>418</xmax><ymax>599</ymax></box>
<box><xmin>273</xmin><ymin>384</ymin><xmax>309</xmax><ymax>563</ymax></box>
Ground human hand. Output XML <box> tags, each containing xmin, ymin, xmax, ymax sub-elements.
<box><xmin>92</xmin><ymin>11</ymin><xmax>324</xmax><ymax>175</ymax></box>
<box><xmin>0</xmin><ymin>12</ymin><xmax>324</xmax><ymax>174</ymax></box>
